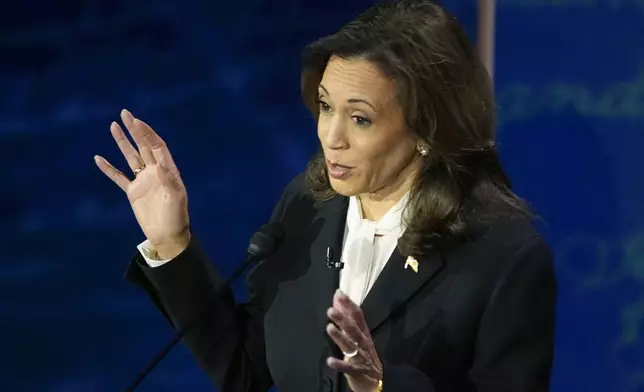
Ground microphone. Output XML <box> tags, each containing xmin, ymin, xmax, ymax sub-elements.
<box><xmin>124</xmin><ymin>222</ymin><xmax>284</xmax><ymax>392</ymax></box>
<box><xmin>325</xmin><ymin>246</ymin><xmax>344</xmax><ymax>270</ymax></box>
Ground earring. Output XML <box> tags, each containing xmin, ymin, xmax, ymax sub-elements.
<box><xmin>417</xmin><ymin>144</ymin><xmax>429</xmax><ymax>156</ymax></box>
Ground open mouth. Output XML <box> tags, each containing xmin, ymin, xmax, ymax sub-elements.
<box><xmin>326</xmin><ymin>160</ymin><xmax>354</xmax><ymax>180</ymax></box>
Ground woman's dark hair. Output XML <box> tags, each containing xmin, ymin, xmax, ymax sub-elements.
<box><xmin>300</xmin><ymin>0</ymin><xmax>530</xmax><ymax>257</ymax></box>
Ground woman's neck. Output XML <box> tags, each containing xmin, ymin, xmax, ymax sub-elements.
<box><xmin>358</xmin><ymin>161</ymin><xmax>419</xmax><ymax>221</ymax></box>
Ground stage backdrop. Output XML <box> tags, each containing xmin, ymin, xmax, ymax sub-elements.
<box><xmin>1</xmin><ymin>1</ymin><xmax>642</xmax><ymax>391</ymax></box>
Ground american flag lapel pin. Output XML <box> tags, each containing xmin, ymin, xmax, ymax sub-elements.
<box><xmin>404</xmin><ymin>256</ymin><xmax>419</xmax><ymax>273</ymax></box>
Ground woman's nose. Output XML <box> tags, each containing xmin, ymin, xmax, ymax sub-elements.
<box><xmin>322</xmin><ymin>116</ymin><xmax>349</xmax><ymax>150</ymax></box>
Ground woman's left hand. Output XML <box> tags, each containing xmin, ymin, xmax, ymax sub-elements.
<box><xmin>326</xmin><ymin>290</ymin><xmax>383</xmax><ymax>392</ymax></box>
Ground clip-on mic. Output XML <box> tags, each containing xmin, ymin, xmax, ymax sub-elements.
<box><xmin>325</xmin><ymin>247</ymin><xmax>344</xmax><ymax>270</ymax></box>
<box><xmin>124</xmin><ymin>222</ymin><xmax>284</xmax><ymax>391</ymax></box>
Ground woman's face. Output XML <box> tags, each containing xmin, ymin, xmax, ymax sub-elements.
<box><xmin>317</xmin><ymin>56</ymin><xmax>420</xmax><ymax>198</ymax></box>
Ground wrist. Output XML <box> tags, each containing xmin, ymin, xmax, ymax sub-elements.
<box><xmin>152</xmin><ymin>229</ymin><xmax>191</xmax><ymax>260</ymax></box>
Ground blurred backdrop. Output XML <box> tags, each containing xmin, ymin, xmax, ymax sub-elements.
<box><xmin>1</xmin><ymin>0</ymin><xmax>643</xmax><ymax>391</ymax></box>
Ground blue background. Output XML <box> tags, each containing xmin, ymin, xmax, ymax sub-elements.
<box><xmin>1</xmin><ymin>0</ymin><xmax>643</xmax><ymax>391</ymax></box>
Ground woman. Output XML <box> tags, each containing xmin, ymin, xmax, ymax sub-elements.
<box><xmin>95</xmin><ymin>1</ymin><xmax>556</xmax><ymax>391</ymax></box>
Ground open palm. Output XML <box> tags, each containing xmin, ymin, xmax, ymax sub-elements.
<box><xmin>94</xmin><ymin>109</ymin><xmax>190</xmax><ymax>257</ymax></box>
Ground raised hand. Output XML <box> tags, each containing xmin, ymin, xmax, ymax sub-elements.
<box><xmin>94</xmin><ymin>109</ymin><xmax>190</xmax><ymax>259</ymax></box>
<box><xmin>326</xmin><ymin>290</ymin><xmax>383</xmax><ymax>392</ymax></box>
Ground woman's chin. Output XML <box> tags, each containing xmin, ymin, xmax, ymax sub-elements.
<box><xmin>329</xmin><ymin>177</ymin><xmax>363</xmax><ymax>197</ymax></box>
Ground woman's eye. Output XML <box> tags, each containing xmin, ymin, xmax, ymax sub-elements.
<box><xmin>317</xmin><ymin>99</ymin><xmax>331</xmax><ymax>112</ymax></box>
<box><xmin>352</xmin><ymin>116</ymin><xmax>371</xmax><ymax>126</ymax></box>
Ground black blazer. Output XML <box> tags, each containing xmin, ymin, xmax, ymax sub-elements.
<box><xmin>125</xmin><ymin>173</ymin><xmax>557</xmax><ymax>392</ymax></box>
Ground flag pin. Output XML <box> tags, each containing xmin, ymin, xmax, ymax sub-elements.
<box><xmin>404</xmin><ymin>256</ymin><xmax>419</xmax><ymax>273</ymax></box>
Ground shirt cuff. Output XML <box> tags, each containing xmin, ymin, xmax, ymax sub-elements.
<box><xmin>137</xmin><ymin>239</ymin><xmax>173</xmax><ymax>267</ymax></box>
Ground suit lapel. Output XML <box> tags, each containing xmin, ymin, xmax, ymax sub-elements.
<box><xmin>360</xmin><ymin>246</ymin><xmax>445</xmax><ymax>335</ymax></box>
<box><xmin>306</xmin><ymin>193</ymin><xmax>446</xmax><ymax>343</ymax></box>
<box><xmin>309</xmin><ymin>194</ymin><xmax>349</xmax><ymax>284</ymax></box>
<box><xmin>307</xmin><ymin>195</ymin><xmax>349</xmax><ymax>357</ymax></box>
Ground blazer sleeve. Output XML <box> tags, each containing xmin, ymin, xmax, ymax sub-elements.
<box><xmin>468</xmin><ymin>235</ymin><xmax>557</xmax><ymax>391</ymax></box>
<box><xmin>123</xmin><ymin>175</ymin><xmax>300</xmax><ymax>392</ymax></box>
<box><xmin>379</xmin><ymin>235</ymin><xmax>557</xmax><ymax>392</ymax></box>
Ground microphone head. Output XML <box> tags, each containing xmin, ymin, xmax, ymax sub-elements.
<box><xmin>247</xmin><ymin>222</ymin><xmax>284</xmax><ymax>262</ymax></box>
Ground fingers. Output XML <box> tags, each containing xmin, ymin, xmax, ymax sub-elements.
<box><xmin>326</xmin><ymin>356</ymin><xmax>374</xmax><ymax>376</ymax></box>
<box><xmin>326</xmin><ymin>322</ymin><xmax>359</xmax><ymax>356</ymax></box>
<box><xmin>134</xmin><ymin>118</ymin><xmax>178</xmax><ymax>171</ymax></box>
<box><xmin>133</xmin><ymin>118</ymin><xmax>166</xmax><ymax>150</ymax></box>
<box><xmin>138</xmin><ymin>145</ymin><xmax>156</xmax><ymax>167</ymax></box>
<box><xmin>94</xmin><ymin>155</ymin><xmax>130</xmax><ymax>192</ymax></box>
<box><xmin>110</xmin><ymin>121</ymin><xmax>146</xmax><ymax>172</ymax></box>
<box><xmin>327</xmin><ymin>306</ymin><xmax>370</xmax><ymax>352</ymax></box>
<box><xmin>120</xmin><ymin>109</ymin><xmax>159</xmax><ymax>166</ymax></box>
<box><xmin>333</xmin><ymin>291</ymin><xmax>371</xmax><ymax>339</ymax></box>
<box><xmin>326</xmin><ymin>291</ymin><xmax>383</xmax><ymax>383</ymax></box>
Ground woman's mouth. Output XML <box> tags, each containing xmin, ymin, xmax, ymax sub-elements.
<box><xmin>326</xmin><ymin>160</ymin><xmax>354</xmax><ymax>180</ymax></box>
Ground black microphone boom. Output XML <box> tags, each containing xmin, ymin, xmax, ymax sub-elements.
<box><xmin>124</xmin><ymin>222</ymin><xmax>284</xmax><ymax>392</ymax></box>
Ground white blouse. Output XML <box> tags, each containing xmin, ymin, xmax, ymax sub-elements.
<box><xmin>339</xmin><ymin>193</ymin><xmax>408</xmax><ymax>305</ymax></box>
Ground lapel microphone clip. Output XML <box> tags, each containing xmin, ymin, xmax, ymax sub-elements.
<box><xmin>325</xmin><ymin>247</ymin><xmax>344</xmax><ymax>270</ymax></box>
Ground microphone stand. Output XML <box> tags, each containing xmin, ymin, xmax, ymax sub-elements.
<box><xmin>124</xmin><ymin>254</ymin><xmax>257</xmax><ymax>392</ymax></box>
